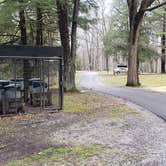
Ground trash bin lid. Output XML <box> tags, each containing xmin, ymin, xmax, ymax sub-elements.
<box><xmin>4</xmin><ymin>83</ymin><xmax>21</xmax><ymax>91</ymax></box>
<box><xmin>0</xmin><ymin>80</ymin><xmax>10</xmax><ymax>87</ymax></box>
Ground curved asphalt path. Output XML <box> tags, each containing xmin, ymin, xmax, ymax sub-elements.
<box><xmin>78</xmin><ymin>72</ymin><xmax>166</xmax><ymax>120</ymax></box>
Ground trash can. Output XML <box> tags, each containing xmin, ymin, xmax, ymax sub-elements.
<box><xmin>4</xmin><ymin>84</ymin><xmax>22</xmax><ymax>112</ymax></box>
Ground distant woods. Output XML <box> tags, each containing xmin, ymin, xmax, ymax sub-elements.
<box><xmin>102</xmin><ymin>0</ymin><xmax>166</xmax><ymax>86</ymax></box>
<box><xmin>76</xmin><ymin>0</ymin><xmax>166</xmax><ymax>86</ymax></box>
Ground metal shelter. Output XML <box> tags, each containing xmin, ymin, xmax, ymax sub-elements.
<box><xmin>0</xmin><ymin>45</ymin><xmax>63</xmax><ymax>114</ymax></box>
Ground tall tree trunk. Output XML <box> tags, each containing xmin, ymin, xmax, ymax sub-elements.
<box><xmin>36</xmin><ymin>7</ymin><xmax>43</xmax><ymax>45</ymax></box>
<box><xmin>70</xmin><ymin>0</ymin><xmax>80</xmax><ymax>90</ymax></box>
<box><xmin>127</xmin><ymin>40</ymin><xmax>139</xmax><ymax>86</ymax></box>
<box><xmin>19</xmin><ymin>5</ymin><xmax>26</xmax><ymax>45</ymax></box>
<box><xmin>155</xmin><ymin>58</ymin><xmax>158</xmax><ymax>73</ymax></box>
<box><xmin>56</xmin><ymin>0</ymin><xmax>72</xmax><ymax>91</ymax></box>
<box><xmin>127</xmin><ymin>21</ymin><xmax>143</xmax><ymax>86</ymax></box>
<box><xmin>35</xmin><ymin>7</ymin><xmax>43</xmax><ymax>77</ymax></box>
<box><xmin>96</xmin><ymin>32</ymin><xmax>100</xmax><ymax>71</ymax></box>
<box><xmin>126</xmin><ymin>0</ymin><xmax>145</xmax><ymax>86</ymax></box>
<box><xmin>29</xmin><ymin>20</ymin><xmax>35</xmax><ymax>45</ymax></box>
<box><xmin>18</xmin><ymin>0</ymin><xmax>30</xmax><ymax>102</ymax></box>
<box><xmin>56</xmin><ymin>0</ymin><xmax>80</xmax><ymax>91</ymax></box>
<box><xmin>85</xmin><ymin>32</ymin><xmax>92</xmax><ymax>71</ymax></box>
<box><xmin>105</xmin><ymin>55</ymin><xmax>109</xmax><ymax>73</ymax></box>
<box><xmin>126</xmin><ymin>0</ymin><xmax>166</xmax><ymax>86</ymax></box>
<box><xmin>150</xmin><ymin>59</ymin><xmax>154</xmax><ymax>73</ymax></box>
<box><xmin>86</xmin><ymin>41</ymin><xmax>92</xmax><ymax>71</ymax></box>
<box><xmin>161</xmin><ymin>11</ymin><xmax>166</xmax><ymax>73</ymax></box>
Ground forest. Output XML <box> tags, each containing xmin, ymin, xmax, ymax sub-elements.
<box><xmin>1</xmin><ymin>1</ymin><xmax>166</xmax><ymax>165</ymax></box>
<box><xmin>77</xmin><ymin>0</ymin><xmax>166</xmax><ymax>86</ymax></box>
<box><xmin>0</xmin><ymin>0</ymin><xmax>166</xmax><ymax>89</ymax></box>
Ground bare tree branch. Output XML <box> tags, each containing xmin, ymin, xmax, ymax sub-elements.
<box><xmin>0</xmin><ymin>0</ymin><xmax>6</xmax><ymax>5</ymax></box>
<box><xmin>139</xmin><ymin>0</ymin><xmax>155</xmax><ymax>11</ymax></box>
<box><xmin>146</xmin><ymin>1</ymin><xmax>166</xmax><ymax>11</ymax></box>
<box><xmin>1</xmin><ymin>38</ymin><xmax>20</xmax><ymax>45</ymax></box>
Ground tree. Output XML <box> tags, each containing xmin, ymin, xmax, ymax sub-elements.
<box><xmin>126</xmin><ymin>0</ymin><xmax>166</xmax><ymax>86</ymax></box>
<box><xmin>56</xmin><ymin>0</ymin><xmax>95</xmax><ymax>91</ymax></box>
<box><xmin>36</xmin><ymin>7</ymin><xmax>43</xmax><ymax>45</ymax></box>
<box><xmin>56</xmin><ymin>0</ymin><xmax>72</xmax><ymax>91</ymax></box>
<box><xmin>0</xmin><ymin>0</ymin><xmax>57</xmax><ymax>46</ymax></box>
<box><xmin>0</xmin><ymin>0</ymin><xmax>19</xmax><ymax>44</ymax></box>
<box><xmin>161</xmin><ymin>9</ymin><xmax>166</xmax><ymax>73</ymax></box>
<box><xmin>35</xmin><ymin>2</ymin><xmax>44</xmax><ymax>77</ymax></box>
<box><xmin>0</xmin><ymin>0</ymin><xmax>97</xmax><ymax>91</ymax></box>
<box><xmin>70</xmin><ymin>0</ymin><xmax>80</xmax><ymax>90</ymax></box>
<box><xmin>18</xmin><ymin>0</ymin><xmax>30</xmax><ymax>102</ymax></box>
<box><xmin>104</xmin><ymin>1</ymin><xmax>160</xmax><ymax>72</ymax></box>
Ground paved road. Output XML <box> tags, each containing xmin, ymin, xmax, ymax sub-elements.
<box><xmin>78</xmin><ymin>72</ymin><xmax>166</xmax><ymax>120</ymax></box>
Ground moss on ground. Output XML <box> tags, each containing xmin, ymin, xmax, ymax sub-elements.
<box><xmin>6</xmin><ymin>145</ymin><xmax>102</xmax><ymax>166</ymax></box>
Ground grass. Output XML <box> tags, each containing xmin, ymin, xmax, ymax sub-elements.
<box><xmin>6</xmin><ymin>145</ymin><xmax>102</xmax><ymax>166</ymax></box>
<box><xmin>110</xmin><ymin>105</ymin><xmax>142</xmax><ymax>120</ymax></box>
<box><xmin>63</xmin><ymin>92</ymin><xmax>88</xmax><ymax>113</ymax></box>
<box><xmin>101</xmin><ymin>72</ymin><xmax>166</xmax><ymax>92</ymax></box>
<box><xmin>63</xmin><ymin>92</ymin><xmax>142</xmax><ymax>119</ymax></box>
<box><xmin>63</xmin><ymin>92</ymin><xmax>116</xmax><ymax>113</ymax></box>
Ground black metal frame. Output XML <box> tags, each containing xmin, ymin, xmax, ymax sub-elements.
<box><xmin>0</xmin><ymin>45</ymin><xmax>63</xmax><ymax>58</ymax></box>
<box><xmin>59</xmin><ymin>58</ymin><xmax>64</xmax><ymax>109</ymax></box>
<box><xmin>0</xmin><ymin>45</ymin><xmax>64</xmax><ymax>114</ymax></box>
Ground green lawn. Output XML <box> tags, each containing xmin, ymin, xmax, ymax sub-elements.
<box><xmin>101</xmin><ymin>72</ymin><xmax>166</xmax><ymax>92</ymax></box>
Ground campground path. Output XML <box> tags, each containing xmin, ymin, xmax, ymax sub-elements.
<box><xmin>78</xmin><ymin>71</ymin><xmax>166</xmax><ymax>120</ymax></box>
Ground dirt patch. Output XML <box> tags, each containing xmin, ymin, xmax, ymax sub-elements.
<box><xmin>0</xmin><ymin>112</ymin><xmax>80</xmax><ymax>164</ymax></box>
<box><xmin>1</xmin><ymin>92</ymin><xmax>166</xmax><ymax>165</ymax></box>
